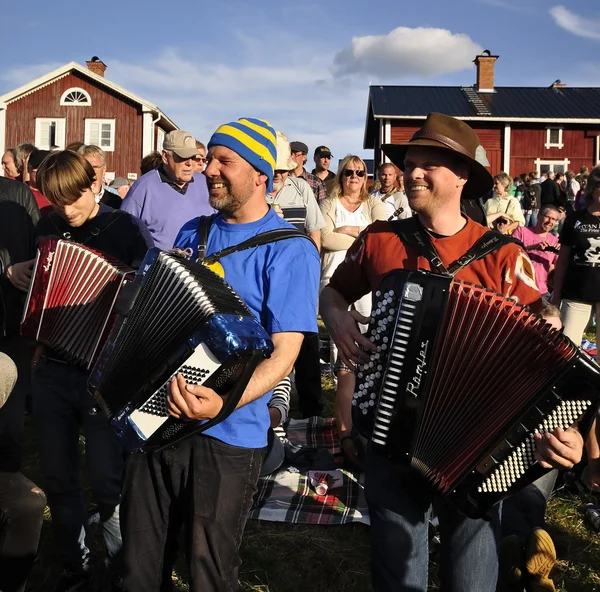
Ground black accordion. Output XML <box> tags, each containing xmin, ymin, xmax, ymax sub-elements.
<box><xmin>89</xmin><ymin>249</ymin><xmax>273</xmax><ymax>452</ymax></box>
<box><xmin>353</xmin><ymin>269</ymin><xmax>600</xmax><ymax>517</ymax></box>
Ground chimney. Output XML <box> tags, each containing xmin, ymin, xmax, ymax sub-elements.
<box><xmin>86</xmin><ymin>56</ymin><xmax>107</xmax><ymax>77</ymax></box>
<box><xmin>551</xmin><ymin>79</ymin><xmax>566</xmax><ymax>89</ymax></box>
<box><xmin>473</xmin><ymin>50</ymin><xmax>498</xmax><ymax>93</ymax></box>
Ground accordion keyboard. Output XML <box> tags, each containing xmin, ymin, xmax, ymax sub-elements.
<box><xmin>479</xmin><ymin>398</ymin><xmax>591</xmax><ymax>493</ymax></box>
<box><xmin>128</xmin><ymin>342</ymin><xmax>221</xmax><ymax>439</ymax></box>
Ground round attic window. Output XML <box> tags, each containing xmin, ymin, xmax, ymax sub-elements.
<box><xmin>60</xmin><ymin>88</ymin><xmax>92</xmax><ymax>106</ymax></box>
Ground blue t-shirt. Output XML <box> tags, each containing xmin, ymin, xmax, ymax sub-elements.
<box><xmin>174</xmin><ymin>207</ymin><xmax>320</xmax><ymax>448</ymax></box>
<box><xmin>122</xmin><ymin>169</ymin><xmax>214</xmax><ymax>251</ymax></box>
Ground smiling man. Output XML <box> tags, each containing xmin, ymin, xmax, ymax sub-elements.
<box><xmin>121</xmin><ymin>130</ymin><xmax>214</xmax><ymax>250</ymax></box>
<box><xmin>319</xmin><ymin>113</ymin><xmax>584</xmax><ymax>592</ymax></box>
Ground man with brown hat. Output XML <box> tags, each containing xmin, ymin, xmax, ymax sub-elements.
<box><xmin>122</xmin><ymin>130</ymin><xmax>213</xmax><ymax>250</ymax></box>
<box><xmin>319</xmin><ymin>113</ymin><xmax>584</xmax><ymax>591</ymax></box>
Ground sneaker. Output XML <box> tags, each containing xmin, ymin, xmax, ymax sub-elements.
<box><xmin>53</xmin><ymin>570</ymin><xmax>92</xmax><ymax>592</ymax></box>
<box><xmin>524</xmin><ymin>528</ymin><xmax>557</xmax><ymax>592</ymax></box>
<box><xmin>497</xmin><ymin>535</ymin><xmax>525</xmax><ymax>592</ymax></box>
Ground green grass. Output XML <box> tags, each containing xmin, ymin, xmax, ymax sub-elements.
<box><xmin>20</xmin><ymin>365</ymin><xmax>600</xmax><ymax>591</ymax></box>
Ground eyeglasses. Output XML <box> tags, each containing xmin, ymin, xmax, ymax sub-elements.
<box><xmin>343</xmin><ymin>169</ymin><xmax>365</xmax><ymax>178</ymax></box>
<box><xmin>196</xmin><ymin>156</ymin><xmax>207</xmax><ymax>163</ymax></box>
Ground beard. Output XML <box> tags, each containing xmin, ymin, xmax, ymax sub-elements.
<box><xmin>208</xmin><ymin>177</ymin><xmax>253</xmax><ymax>217</ymax></box>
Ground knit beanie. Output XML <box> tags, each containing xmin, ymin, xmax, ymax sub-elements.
<box><xmin>208</xmin><ymin>118</ymin><xmax>277</xmax><ymax>192</ymax></box>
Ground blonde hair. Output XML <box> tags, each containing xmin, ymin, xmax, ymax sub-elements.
<box><xmin>330</xmin><ymin>155</ymin><xmax>370</xmax><ymax>202</ymax></box>
<box><xmin>494</xmin><ymin>172</ymin><xmax>513</xmax><ymax>194</ymax></box>
<box><xmin>37</xmin><ymin>150</ymin><xmax>95</xmax><ymax>208</ymax></box>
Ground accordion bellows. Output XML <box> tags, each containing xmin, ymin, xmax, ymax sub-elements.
<box><xmin>89</xmin><ymin>249</ymin><xmax>273</xmax><ymax>452</ymax></box>
<box><xmin>353</xmin><ymin>269</ymin><xmax>600</xmax><ymax>517</ymax></box>
<box><xmin>21</xmin><ymin>239</ymin><xmax>134</xmax><ymax>368</ymax></box>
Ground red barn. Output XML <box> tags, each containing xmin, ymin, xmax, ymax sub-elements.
<box><xmin>364</xmin><ymin>51</ymin><xmax>600</xmax><ymax>181</ymax></box>
<box><xmin>0</xmin><ymin>57</ymin><xmax>178</xmax><ymax>181</ymax></box>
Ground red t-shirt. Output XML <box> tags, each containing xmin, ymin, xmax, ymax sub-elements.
<box><xmin>328</xmin><ymin>217</ymin><xmax>542</xmax><ymax>308</ymax></box>
<box><xmin>29</xmin><ymin>186</ymin><xmax>52</xmax><ymax>214</ymax></box>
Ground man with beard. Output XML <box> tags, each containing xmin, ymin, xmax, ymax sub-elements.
<box><xmin>370</xmin><ymin>163</ymin><xmax>410</xmax><ymax>220</ymax></box>
<box><xmin>513</xmin><ymin>206</ymin><xmax>561</xmax><ymax>297</ymax></box>
<box><xmin>319</xmin><ymin>113</ymin><xmax>584</xmax><ymax>591</ymax></box>
<box><xmin>120</xmin><ymin>118</ymin><xmax>320</xmax><ymax>592</ymax></box>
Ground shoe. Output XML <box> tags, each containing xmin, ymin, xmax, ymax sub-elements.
<box><xmin>497</xmin><ymin>535</ymin><xmax>525</xmax><ymax>592</ymax></box>
<box><xmin>53</xmin><ymin>570</ymin><xmax>92</xmax><ymax>592</ymax></box>
<box><xmin>524</xmin><ymin>528</ymin><xmax>557</xmax><ymax>592</ymax></box>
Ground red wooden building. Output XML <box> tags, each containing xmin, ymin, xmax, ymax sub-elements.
<box><xmin>364</xmin><ymin>51</ymin><xmax>600</xmax><ymax>180</ymax></box>
<box><xmin>0</xmin><ymin>57</ymin><xmax>178</xmax><ymax>181</ymax></box>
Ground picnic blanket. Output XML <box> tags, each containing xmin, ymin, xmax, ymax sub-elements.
<box><xmin>249</xmin><ymin>417</ymin><xmax>370</xmax><ymax>526</ymax></box>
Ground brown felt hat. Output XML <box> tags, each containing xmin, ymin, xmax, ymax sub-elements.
<box><xmin>381</xmin><ymin>112</ymin><xmax>493</xmax><ymax>200</ymax></box>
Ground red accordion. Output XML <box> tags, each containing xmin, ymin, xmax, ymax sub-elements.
<box><xmin>21</xmin><ymin>238</ymin><xmax>134</xmax><ymax>368</ymax></box>
<box><xmin>353</xmin><ymin>269</ymin><xmax>600</xmax><ymax>517</ymax></box>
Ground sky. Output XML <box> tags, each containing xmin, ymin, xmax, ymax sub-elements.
<box><xmin>1</xmin><ymin>0</ymin><xmax>599</xmax><ymax>166</ymax></box>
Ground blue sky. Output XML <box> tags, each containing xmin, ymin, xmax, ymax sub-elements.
<box><xmin>1</xmin><ymin>0</ymin><xmax>598</xmax><ymax>165</ymax></box>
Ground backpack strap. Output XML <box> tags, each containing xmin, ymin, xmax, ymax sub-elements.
<box><xmin>446</xmin><ymin>231</ymin><xmax>519</xmax><ymax>276</ymax></box>
<box><xmin>196</xmin><ymin>214</ymin><xmax>219</xmax><ymax>261</ymax></box>
<box><xmin>203</xmin><ymin>228</ymin><xmax>316</xmax><ymax>265</ymax></box>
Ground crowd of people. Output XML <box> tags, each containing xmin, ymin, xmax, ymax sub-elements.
<box><xmin>0</xmin><ymin>112</ymin><xmax>599</xmax><ymax>592</ymax></box>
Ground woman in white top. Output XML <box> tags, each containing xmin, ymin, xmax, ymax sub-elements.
<box><xmin>319</xmin><ymin>155</ymin><xmax>386</xmax><ymax>469</ymax></box>
<box><xmin>484</xmin><ymin>172</ymin><xmax>525</xmax><ymax>233</ymax></box>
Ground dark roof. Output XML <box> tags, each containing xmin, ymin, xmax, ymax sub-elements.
<box><xmin>369</xmin><ymin>86</ymin><xmax>600</xmax><ymax>120</ymax></box>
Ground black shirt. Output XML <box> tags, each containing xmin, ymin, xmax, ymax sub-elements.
<box><xmin>35</xmin><ymin>204</ymin><xmax>154</xmax><ymax>270</ymax></box>
<box><xmin>560</xmin><ymin>209</ymin><xmax>600</xmax><ymax>302</ymax></box>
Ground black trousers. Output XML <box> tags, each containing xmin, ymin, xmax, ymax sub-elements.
<box><xmin>0</xmin><ymin>472</ymin><xmax>46</xmax><ymax>592</ymax></box>
<box><xmin>121</xmin><ymin>435</ymin><xmax>264</xmax><ymax>592</ymax></box>
<box><xmin>294</xmin><ymin>332</ymin><xmax>323</xmax><ymax>418</ymax></box>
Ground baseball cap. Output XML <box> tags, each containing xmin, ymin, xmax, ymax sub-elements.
<box><xmin>163</xmin><ymin>130</ymin><xmax>198</xmax><ymax>159</ymax></box>
<box><xmin>110</xmin><ymin>177</ymin><xmax>129</xmax><ymax>188</ymax></box>
<box><xmin>314</xmin><ymin>145</ymin><xmax>333</xmax><ymax>158</ymax></box>
<box><xmin>290</xmin><ymin>141</ymin><xmax>309</xmax><ymax>154</ymax></box>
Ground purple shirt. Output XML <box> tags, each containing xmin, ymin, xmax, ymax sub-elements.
<box><xmin>121</xmin><ymin>170</ymin><xmax>214</xmax><ymax>250</ymax></box>
<box><xmin>512</xmin><ymin>226</ymin><xmax>558</xmax><ymax>295</ymax></box>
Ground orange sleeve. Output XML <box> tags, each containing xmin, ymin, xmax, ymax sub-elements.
<box><xmin>500</xmin><ymin>245</ymin><xmax>543</xmax><ymax>309</ymax></box>
<box><xmin>327</xmin><ymin>228</ymin><xmax>373</xmax><ymax>304</ymax></box>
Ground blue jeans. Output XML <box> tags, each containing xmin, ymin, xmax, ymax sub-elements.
<box><xmin>366</xmin><ymin>450</ymin><xmax>499</xmax><ymax>592</ymax></box>
<box><xmin>31</xmin><ymin>358</ymin><xmax>123</xmax><ymax>573</ymax></box>
<box><xmin>525</xmin><ymin>209</ymin><xmax>539</xmax><ymax>228</ymax></box>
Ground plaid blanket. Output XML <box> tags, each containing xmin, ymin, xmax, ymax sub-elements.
<box><xmin>249</xmin><ymin>417</ymin><xmax>370</xmax><ymax>525</ymax></box>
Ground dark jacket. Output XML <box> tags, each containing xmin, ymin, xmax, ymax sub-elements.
<box><xmin>99</xmin><ymin>188</ymin><xmax>122</xmax><ymax>209</ymax></box>
<box><xmin>0</xmin><ymin>179</ymin><xmax>40</xmax><ymax>338</ymax></box>
<box><xmin>540</xmin><ymin>178</ymin><xmax>561</xmax><ymax>207</ymax></box>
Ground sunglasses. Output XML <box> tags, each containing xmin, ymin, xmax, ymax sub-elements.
<box><xmin>343</xmin><ymin>169</ymin><xmax>365</xmax><ymax>178</ymax></box>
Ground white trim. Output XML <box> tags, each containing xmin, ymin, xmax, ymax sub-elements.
<box><xmin>534</xmin><ymin>158</ymin><xmax>570</xmax><ymax>174</ymax></box>
<box><xmin>383</xmin><ymin>119</ymin><xmax>391</xmax><ymax>164</ymax></box>
<box><xmin>379</xmin><ymin>119</ymin><xmax>385</xmax><ymax>166</ymax></box>
<box><xmin>0</xmin><ymin>103</ymin><xmax>6</xmax><ymax>169</ymax></box>
<box><xmin>503</xmin><ymin>124</ymin><xmax>511</xmax><ymax>174</ymax></box>
<box><xmin>142</xmin><ymin>112</ymin><xmax>153</xmax><ymax>157</ymax></box>
<box><xmin>59</xmin><ymin>87</ymin><xmax>91</xmax><ymax>106</ymax></box>
<box><xmin>84</xmin><ymin>119</ymin><xmax>116</xmax><ymax>152</ymax></box>
<box><xmin>373</xmin><ymin>114</ymin><xmax>600</xmax><ymax>124</ymax></box>
<box><xmin>156</xmin><ymin>127</ymin><xmax>165</xmax><ymax>152</ymax></box>
<box><xmin>545</xmin><ymin>126</ymin><xmax>564</xmax><ymax>150</ymax></box>
<box><xmin>0</xmin><ymin>61</ymin><xmax>179</xmax><ymax>131</ymax></box>
<box><xmin>595</xmin><ymin>135</ymin><xmax>600</xmax><ymax>166</ymax></box>
<box><xmin>477</xmin><ymin>88</ymin><xmax>495</xmax><ymax>94</ymax></box>
<box><xmin>35</xmin><ymin>117</ymin><xmax>66</xmax><ymax>150</ymax></box>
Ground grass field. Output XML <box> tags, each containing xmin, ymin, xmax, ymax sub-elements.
<box><xmin>20</xmin><ymin>373</ymin><xmax>600</xmax><ymax>591</ymax></box>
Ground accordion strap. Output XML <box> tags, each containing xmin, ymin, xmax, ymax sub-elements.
<box><xmin>47</xmin><ymin>210</ymin><xmax>122</xmax><ymax>245</ymax></box>
<box><xmin>195</xmin><ymin>215</ymin><xmax>317</xmax><ymax>264</ymax></box>
<box><xmin>393</xmin><ymin>217</ymin><xmax>517</xmax><ymax>277</ymax></box>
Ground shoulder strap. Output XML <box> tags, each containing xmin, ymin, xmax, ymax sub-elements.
<box><xmin>203</xmin><ymin>228</ymin><xmax>316</xmax><ymax>264</ymax></box>
<box><xmin>48</xmin><ymin>209</ymin><xmax>123</xmax><ymax>244</ymax></box>
<box><xmin>196</xmin><ymin>214</ymin><xmax>219</xmax><ymax>261</ymax></box>
<box><xmin>390</xmin><ymin>218</ymin><xmax>518</xmax><ymax>277</ymax></box>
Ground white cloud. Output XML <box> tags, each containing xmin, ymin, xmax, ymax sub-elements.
<box><xmin>0</xmin><ymin>62</ymin><xmax>63</xmax><ymax>88</ymax></box>
<box><xmin>474</xmin><ymin>0</ymin><xmax>532</xmax><ymax>12</ymax></box>
<box><xmin>549</xmin><ymin>5</ymin><xmax>600</xmax><ymax>40</ymax></box>
<box><xmin>332</xmin><ymin>27</ymin><xmax>483</xmax><ymax>79</ymax></box>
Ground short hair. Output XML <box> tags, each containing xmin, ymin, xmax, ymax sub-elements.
<box><xmin>195</xmin><ymin>140</ymin><xmax>206</xmax><ymax>151</ymax></box>
<box><xmin>330</xmin><ymin>155</ymin><xmax>370</xmax><ymax>203</ymax></box>
<box><xmin>379</xmin><ymin>163</ymin><xmax>396</xmax><ymax>176</ymax></box>
<box><xmin>581</xmin><ymin>165</ymin><xmax>589</xmax><ymax>174</ymax></box>
<box><xmin>541</xmin><ymin>204</ymin><xmax>561</xmax><ymax>217</ymax></box>
<box><xmin>37</xmin><ymin>150</ymin><xmax>95</xmax><ymax>208</ymax></box>
<box><xmin>494</xmin><ymin>172</ymin><xmax>513</xmax><ymax>191</ymax></box>
<box><xmin>539</xmin><ymin>302</ymin><xmax>561</xmax><ymax>321</ymax></box>
<box><xmin>14</xmin><ymin>142</ymin><xmax>37</xmax><ymax>173</ymax></box>
<box><xmin>141</xmin><ymin>151</ymin><xmax>163</xmax><ymax>175</ymax></box>
<box><xmin>77</xmin><ymin>144</ymin><xmax>106</xmax><ymax>165</ymax></box>
<box><xmin>28</xmin><ymin>149</ymin><xmax>51</xmax><ymax>170</ymax></box>
<box><xmin>566</xmin><ymin>170</ymin><xmax>575</xmax><ymax>181</ymax></box>
<box><xmin>529</xmin><ymin>171</ymin><xmax>539</xmax><ymax>179</ymax></box>
<box><xmin>555</xmin><ymin>171</ymin><xmax>565</xmax><ymax>180</ymax></box>
<box><xmin>66</xmin><ymin>141</ymin><xmax>85</xmax><ymax>153</ymax></box>
<box><xmin>521</xmin><ymin>173</ymin><xmax>531</xmax><ymax>185</ymax></box>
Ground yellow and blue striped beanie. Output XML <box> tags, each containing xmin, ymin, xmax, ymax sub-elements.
<box><xmin>208</xmin><ymin>118</ymin><xmax>277</xmax><ymax>192</ymax></box>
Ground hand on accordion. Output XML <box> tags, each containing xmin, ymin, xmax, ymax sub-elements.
<box><xmin>7</xmin><ymin>259</ymin><xmax>34</xmax><ymax>292</ymax></box>
<box><xmin>329</xmin><ymin>309</ymin><xmax>374</xmax><ymax>370</ymax></box>
<box><xmin>167</xmin><ymin>374</ymin><xmax>224</xmax><ymax>421</ymax></box>
<box><xmin>534</xmin><ymin>426</ymin><xmax>584</xmax><ymax>470</ymax></box>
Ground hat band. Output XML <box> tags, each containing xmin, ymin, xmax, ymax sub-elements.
<box><xmin>411</xmin><ymin>129</ymin><xmax>473</xmax><ymax>160</ymax></box>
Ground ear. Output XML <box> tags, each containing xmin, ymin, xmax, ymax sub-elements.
<box><xmin>161</xmin><ymin>151</ymin><xmax>169</xmax><ymax>166</ymax></box>
<box><xmin>256</xmin><ymin>172</ymin><xmax>268</xmax><ymax>188</ymax></box>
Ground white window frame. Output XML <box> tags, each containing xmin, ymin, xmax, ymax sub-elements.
<box><xmin>535</xmin><ymin>158</ymin><xmax>570</xmax><ymax>174</ymax></box>
<box><xmin>156</xmin><ymin>127</ymin><xmax>165</xmax><ymax>152</ymax></box>
<box><xmin>34</xmin><ymin>118</ymin><xmax>66</xmax><ymax>150</ymax></box>
<box><xmin>84</xmin><ymin>119</ymin><xmax>116</xmax><ymax>152</ymax></box>
<box><xmin>545</xmin><ymin>126</ymin><xmax>564</xmax><ymax>149</ymax></box>
<box><xmin>59</xmin><ymin>87</ymin><xmax>92</xmax><ymax>106</ymax></box>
